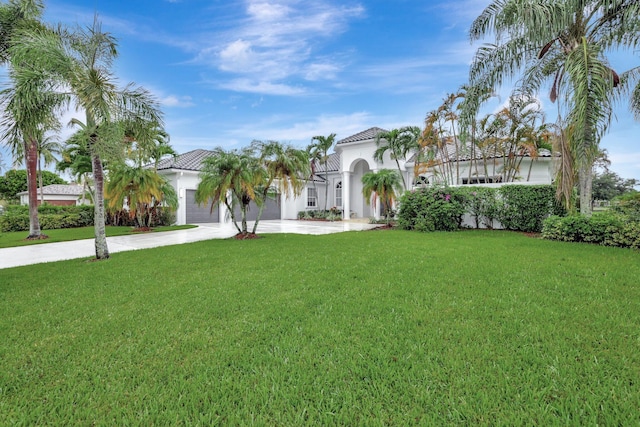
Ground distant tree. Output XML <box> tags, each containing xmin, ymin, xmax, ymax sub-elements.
<box><xmin>307</xmin><ymin>133</ymin><xmax>336</xmax><ymax>210</ymax></box>
<box><xmin>592</xmin><ymin>171</ymin><xmax>639</xmax><ymax>201</ymax></box>
<box><xmin>361</xmin><ymin>169</ymin><xmax>403</xmax><ymax>225</ymax></box>
<box><xmin>0</xmin><ymin>169</ymin><xmax>65</xmax><ymax>201</ymax></box>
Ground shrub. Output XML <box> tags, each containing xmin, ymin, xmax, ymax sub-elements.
<box><xmin>0</xmin><ymin>204</ymin><xmax>94</xmax><ymax>232</ymax></box>
<box><xmin>611</xmin><ymin>192</ymin><xmax>640</xmax><ymax>222</ymax></box>
<box><xmin>542</xmin><ymin>211</ymin><xmax>639</xmax><ymax>249</ymax></box>
<box><xmin>459</xmin><ymin>187</ymin><xmax>499</xmax><ymax>229</ymax></box>
<box><xmin>497</xmin><ymin>185</ymin><xmax>565</xmax><ymax>232</ymax></box>
<box><xmin>397</xmin><ymin>186</ymin><xmax>465</xmax><ymax>232</ymax></box>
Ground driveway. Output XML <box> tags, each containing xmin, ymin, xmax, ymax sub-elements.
<box><xmin>0</xmin><ymin>220</ymin><xmax>379</xmax><ymax>269</ymax></box>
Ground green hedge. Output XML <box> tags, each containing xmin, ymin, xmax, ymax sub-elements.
<box><xmin>0</xmin><ymin>205</ymin><xmax>94</xmax><ymax>232</ymax></box>
<box><xmin>397</xmin><ymin>185</ymin><xmax>564</xmax><ymax>233</ymax></box>
<box><xmin>496</xmin><ymin>185</ymin><xmax>566</xmax><ymax>232</ymax></box>
<box><xmin>542</xmin><ymin>212</ymin><xmax>640</xmax><ymax>250</ymax></box>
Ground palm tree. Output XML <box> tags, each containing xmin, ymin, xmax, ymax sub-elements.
<box><xmin>36</xmin><ymin>134</ymin><xmax>61</xmax><ymax>204</ymax></box>
<box><xmin>195</xmin><ymin>148</ymin><xmax>262</xmax><ymax>236</ymax></box>
<box><xmin>57</xmin><ymin>131</ymin><xmax>94</xmax><ymax>204</ymax></box>
<box><xmin>361</xmin><ymin>169</ymin><xmax>403</xmax><ymax>225</ymax></box>
<box><xmin>308</xmin><ymin>133</ymin><xmax>336</xmax><ymax>211</ymax></box>
<box><xmin>0</xmin><ymin>0</ymin><xmax>61</xmax><ymax>239</ymax></box>
<box><xmin>11</xmin><ymin>18</ymin><xmax>163</xmax><ymax>258</ymax></box>
<box><xmin>106</xmin><ymin>165</ymin><xmax>177</xmax><ymax>229</ymax></box>
<box><xmin>250</xmin><ymin>140</ymin><xmax>310</xmax><ymax>234</ymax></box>
<box><xmin>373</xmin><ymin>127</ymin><xmax>419</xmax><ymax>190</ymax></box>
<box><xmin>469</xmin><ymin>0</ymin><xmax>640</xmax><ymax>215</ymax></box>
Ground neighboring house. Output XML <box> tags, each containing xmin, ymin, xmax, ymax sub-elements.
<box><xmin>162</xmin><ymin>127</ymin><xmax>557</xmax><ymax>224</ymax></box>
<box><xmin>18</xmin><ymin>184</ymin><xmax>86</xmax><ymax>206</ymax></box>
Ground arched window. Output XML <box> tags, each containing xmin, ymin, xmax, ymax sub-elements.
<box><xmin>335</xmin><ymin>181</ymin><xmax>342</xmax><ymax>207</ymax></box>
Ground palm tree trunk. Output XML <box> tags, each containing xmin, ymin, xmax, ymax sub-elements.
<box><xmin>38</xmin><ymin>155</ymin><xmax>44</xmax><ymax>204</ymax></box>
<box><xmin>224</xmin><ymin>199</ymin><xmax>242</xmax><ymax>234</ymax></box>
<box><xmin>251</xmin><ymin>188</ymin><xmax>268</xmax><ymax>234</ymax></box>
<box><xmin>578</xmin><ymin>163</ymin><xmax>593</xmax><ymax>216</ymax></box>
<box><xmin>91</xmin><ymin>153</ymin><xmax>110</xmax><ymax>259</ymax></box>
<box><xmin>26</xmin><ymin>138</ymin><xmax>42</xmax><ymax>238</ymax></box>
<box><xmin>395</xmin><ymin>158</ymin><xmax>407</xmax><ymax>190</ymax></box>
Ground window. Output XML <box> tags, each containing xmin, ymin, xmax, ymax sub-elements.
<box><xmin>307</xmin><ymin>187</ymin><xmax>317</xmax><ymax>208</ymax></box>
<box><xmin>335</xmin><ymin>181</ymin><xmax>342</xmax><ymax>207</ymax></box>
<box><xmin>461</xmin><ymin>176</ymin><xmax>503</xmax><ymax>185</ymax></box>
<box><xmin>414</xmin><ymin>176</ymin><xmax>429</xmax><ymax>187</ymax></box>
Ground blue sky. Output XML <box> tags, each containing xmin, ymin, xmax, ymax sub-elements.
<box><xmin>2</xmin><ymin>0</ymin><xmax>639</xmax><ymax>180</ymax></box>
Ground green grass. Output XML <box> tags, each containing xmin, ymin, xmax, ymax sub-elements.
<box><xmin>1</xmin><ymin>230</ymin><xmax>639</xmax><ymax>425</ymax></box>
<box><xmin>0</xmin><ymin>225</ymin><xmax>196</xmax><ymax>248</ymax></box>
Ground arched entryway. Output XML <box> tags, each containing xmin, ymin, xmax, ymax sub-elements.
<box><xmin>349</xmin><ymin>159</ymin><xmax>373</xmax><ymax>218</ymax></box>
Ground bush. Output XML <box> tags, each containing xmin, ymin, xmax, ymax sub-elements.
<box><xmin>459</xmin><ymin>187</ymin><xmax>499</xmax><ymax>229</ymax></box>
<box><xmin>611</xmin><ymin>192</ymin><xmax>640</xmax><ymax>222</ymax></box>
<box><xmin>542</xmin><ymin>211</ymin><xmax>639</xmax><ymax>249</ymax></box>
<box><xmin>297</xmin><ymin>209</ymin><xmax>342</xmax><ymax>221</ymax></box>
<box><xmin>397</xmin><ymin>186</ymin><xmax>465</xmax><ymax>232</ymax></box>
<box><xmin>497</xmin><ymin>185</ymin><xmax>566</xmax><ymax>232</ymax></box>
<box><xmin>0</xmin><ymin>204</ymin><xmax>94</xmax><ymax>232</ymax></box>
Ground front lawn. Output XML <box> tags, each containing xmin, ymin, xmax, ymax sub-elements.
<box><xmin>1</xmin><ymin>230</ymin><xmax>639</xmax><ymax>424</ymax></box>
<box><xmin>0</xmin><ymin>225</ymin><xmax>196</xmax><ymax>248</ymax></box>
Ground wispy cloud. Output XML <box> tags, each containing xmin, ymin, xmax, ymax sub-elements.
<box><xmin>197</xmin><ymin>0</ymin><xmax>365</xmax><ymax>95</ymax></box>
<box><xmin>160</xmin><ymin>95</ymin><xmax>195</xmax><ymax>108</ymax></box>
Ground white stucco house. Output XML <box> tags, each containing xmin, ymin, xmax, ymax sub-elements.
<box><xmin>158</xmin><ymin>127</ymin><xmax>557</xmax><ymax>225</ymax></box>
<box><xmin>18</xmin><ymin>184</ymin><xmax>86</xmax><ymax>206</ymax></box>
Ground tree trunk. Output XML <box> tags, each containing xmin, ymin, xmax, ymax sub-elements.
<box><xmin>578</xmin><ymin>163</ymin><xmax>593</xmax><ymax>216</ymax></box>
<box><xmin>38</xmin><ymin>155</ymin><xmax>44</xmax><ymax>204</ymax></box>
<box><xmin>92</xmin><ymin>153</ymin><xmax>110</xmax><ymax>259</ymax></box>
<box><xmin>26</xmin><ymin>138</ymin><xmax>42</xmax><ymax>239</ymax></box>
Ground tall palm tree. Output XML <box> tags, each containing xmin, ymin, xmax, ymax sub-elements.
<box><xmin>0</xmin><ymin>0</ymin><xmax>61</xmax><ymax>239</ymax></box>
<box><xmin>373</xmin><ymin>127</ymin><xmax>419</xmax><ymax>190</ymax></box>
<box><xmin>250</xmin><ymin>140</ymin><xmax>310</xmax><ymax>234</ymax></box>
<box><xmin>308</xmin><ymin>133</ymin><xmax>336</xmax><ymax>211</ymax></box>
<box><xmin>11</xmin><ymin>18</ymin><xmax>163</xmax><ymax>258</ymax></box>
<box><xmin>361</xmin><ymin>169</ymin><xmax>403</xmax><ymax>225</ymax></box>
<box><xmin>469</xmin><ymin>0</ymin><xmax>640</xmax><ymax>215</ymax></box>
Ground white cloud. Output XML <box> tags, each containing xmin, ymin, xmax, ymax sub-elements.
<box><xmin>220</xmin><ymin>79</ymin><xmax>306</xmax><ymax>96</ymax></box>
<box><xmin>204</xmin><ymin>0</ymin><xmax>364</xmax><ymax>95</ymax></box>
<box><xmin>161</xmin><ymin>95</ymin><xmax>195</xmax><ymax>108</ymax></box>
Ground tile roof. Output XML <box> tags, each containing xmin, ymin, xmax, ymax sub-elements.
<box><xmin>336</xmin><ymin>127</ymin><xmax>388</xmax><ymax>145</ymax></box>
<box><xmin>406</xmin><ymin>142</ymin><xmax>553</xmax><ymax>164</ymax></box>
<box><xmin>155</xmin><ymin>149</ymin><xmax>216</xmax><ymax>171</ymax></box>
<box><xmin>17</xmin><ymin>184</ymin><xmax>84</xmax><ymax>196</ymax></box>
<box><xmin>312</xmin><ymin>152</ymin><xmax>340</xmax><ymax>174</ymax></box>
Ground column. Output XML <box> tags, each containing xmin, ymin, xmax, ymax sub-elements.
<box><xmin>342</xmin><ymin>171</ymin><xmax>350</xmax><ymax>220</ymax></box>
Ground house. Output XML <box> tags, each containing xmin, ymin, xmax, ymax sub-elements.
<box><xmin>161</xmin><ymin>128</ymin><xmax>556</xmax><ymax>225</ymax></box>
<box><xmin>18</xmin><ymin>184</ymin><xmax>86</xmax><ymax>206</ymax></box>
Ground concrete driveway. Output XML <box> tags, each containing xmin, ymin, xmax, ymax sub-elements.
<box><xmin>0</xmin><ymin>220</ymin><xmax>378</xmax><ymax>269</ymax></box>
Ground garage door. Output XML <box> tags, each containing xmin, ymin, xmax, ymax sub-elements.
<box><xmin>186</xmin><ymin>189</ymin><xmax>220</xmax><ymax>223</ymax></box>
<box><xmin>233</xmin><ymin>194</ymin><xmax>281</xmax><ymax>221</ymax></box>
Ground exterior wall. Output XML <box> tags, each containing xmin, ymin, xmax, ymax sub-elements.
<box><xmin>19</xmin><ymin>194</ymin><xmax>82</xmax><ymax>206</ymax></box>
<box><xmin>414</xmin><ymin>157</ymin><xmax>555</xmax><ymax>186</ymax></box>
